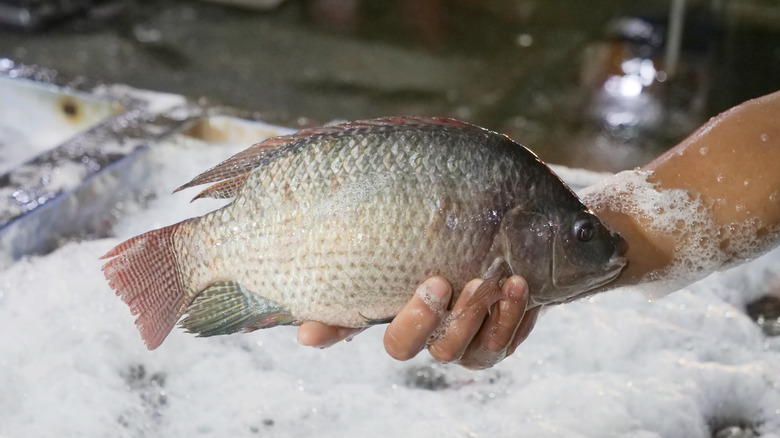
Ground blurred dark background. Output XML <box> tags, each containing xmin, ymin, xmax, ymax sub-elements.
<box><xmin>1</xmin><ymin>0</ymin><xmax>779</xmax><ymax>171</ymax></box>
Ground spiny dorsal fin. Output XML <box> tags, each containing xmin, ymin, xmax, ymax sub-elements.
<box><xmin>284</xmin><ymin>117</ymin><xmax>477</xmax><ymax>137</ymax></box>
<box><xmin>173</xmin><ymin>140</ymin><xmax>285</xmax><ymax>195</ymax></box>
<box><xmin>190</xmin><ymin>173</ymin><xmax>251</xmax><ymax>201</ymax></box>
<box><xmin>179</xmin><ymin>281</ymin><xmax>296</xmax><ymax>337</ymax></box>
<box><xmin>174</xmin><ymin>117</ymin><xmax>485</xmax><ymax>199</ymax></box>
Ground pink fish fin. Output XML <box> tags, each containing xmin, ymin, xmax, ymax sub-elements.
<box><xmin>190</xmin><ymin>173</ymin><xmax>251</xmax><ymax>201</ymax></box>
<box><xmin>173</xmin><ymin>138</ymin><xmax>289</xmax><ymax>193</ymax></box>
<box><xmin>101</xmin><ymin>223</ymin><xmax>190</xmax><ymax>350</ymax></box>
<box><xmin>179</xmin><ymin>281</ymin><xmax>296</xmax><ymax>337</ymax></box>
<box><xmin>465</xmin><ymin>275</ymin><xmax>505</xmax><ymax>314</ymax></box>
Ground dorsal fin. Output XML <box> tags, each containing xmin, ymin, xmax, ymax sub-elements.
<box><xmin>318</xmin><ymin>116</ymin><xmax>478</xmax><ymax>133</ymax></box>
<box><xmin>190</xmin><ymin>174</ymin><xmax>251</xmax><ymax>201</ymax></box>
<box><xmin>173</xmin><ymin>140</ymin><xmax>287</xmax><ymax>195</ymax></box>
<box><xmin>173</xmin><ymin>117</ymin><xmax>484</xmax><ymax>199</ymax></box>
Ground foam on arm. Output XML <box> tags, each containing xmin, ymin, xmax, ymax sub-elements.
<box><xmin>580</xmin><ymin>90</ymin><xmax>780</xmax><ymax>297</ymax></box>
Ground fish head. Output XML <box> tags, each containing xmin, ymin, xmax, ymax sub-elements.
<box><xmin>500</xmin><ymin>207</ymin><xmax>626</xmax><ymax>306</ymax></box>
<box><xmin>548</xmin><ymin>210</ymin><xmax>627</xmax><ymax>300</ymax></box>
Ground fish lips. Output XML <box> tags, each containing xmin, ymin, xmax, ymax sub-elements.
<box><xmin>603</xmin><ymin>254</ymin><xmax>628</xmax><ymax>283</ymax></box>
<box><xmin>547</xmin><ymin>239</ymin><xmax>628</xmax><ymax>304</ymax></box>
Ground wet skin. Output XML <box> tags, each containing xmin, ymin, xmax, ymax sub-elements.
<box><xmin>299</xmin><ymin>90</ymin><xmax>780</xmax><ymax>369</ymax></box>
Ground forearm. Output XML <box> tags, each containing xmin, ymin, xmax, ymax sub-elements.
<box><xmin>581</xmin><ymin>90</ymin><xmax>780</xmax><ymax>294</ymax></box>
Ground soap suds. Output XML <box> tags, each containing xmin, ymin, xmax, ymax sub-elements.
<box><xmin>580</xmin><ymin>170</ymin><xmax>779</xmax><ymax>298</ymax></box>
<box><xmin>415</xmin><ymin>281</ymin><xmax>449</xmax><ymax>318</ymax></box>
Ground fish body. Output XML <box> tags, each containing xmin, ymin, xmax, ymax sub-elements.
<box><xmin>102</xmin><ymin>117</ymin><xmax>626</xmax><ymax>349</ymax></box>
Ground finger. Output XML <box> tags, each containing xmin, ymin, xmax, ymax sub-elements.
<box><xmin>384</xmin><ymin>276</ymin><xmax>452</xmax><ymax>361</ymax></box>
<box><xmin>427</xmin><ymin>278</ymin><xmax>493</xmax><ymax>363</ymax></box>
<box><xmin>506</xmin><ymin>305</ymin><xmax>542</xmax><ymax>356</ymax></box>
<box><xmin>458</xmin><ymin>275</ymin><xmax>529</xmax><ymax>369</ymax></box>
<box><xmin>297</xmin><ymin>321</ymin><xmax>362</xmax><ymax>348</ymax></box>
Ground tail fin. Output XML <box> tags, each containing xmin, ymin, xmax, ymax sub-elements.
<box><xmin>101</xmin><ymin>223</ymin><xmax>189</xmax><ymax>350</ymax></box>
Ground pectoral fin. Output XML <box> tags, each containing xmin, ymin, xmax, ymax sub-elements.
<box><xmin>180</xmin><ymin>281</ymin><xmax>296</xmax><ymax>337</ymax></box>
<box><xmin>465</xmin><ymin>257</ymin><xmax>512</xmax><ymax>310</ymax></box>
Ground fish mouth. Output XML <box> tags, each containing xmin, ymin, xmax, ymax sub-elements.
<box><xmin>553</xmin><ymin>256</ymin><xmax>627</xmax><ymax>305</ymax></box>
<box><xmin>549</xmin><ymin>244</ymin><xmax>627</xmax><ymax>290</ymax></box>
<box><xmin>581</xmin><ymin>255</ymin><xmax>626</xmax><ymax>291</ymax></box>
<box><xmin>586</xmin><ymin>254</ymin><xmax>627</xmax><ymax>290</ymax></box>
<box><xmin>543</xmin><ymin>250</ymin><xmax>627</xmax><ymax>306</ymax></box>
<box><xmin>601</xmin><ymin>234</ymin><xmax>628</xmax><ymax>285</ymax></box>
<box><xmin>603</xmin><ymin>255</ymin><xmax>627</xmax><ymax>283</ymax></box>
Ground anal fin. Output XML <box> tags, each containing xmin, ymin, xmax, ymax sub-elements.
<box><xmin>180</xmin><ymin>281</ymin><xmax>296</xmax><ymax>337</ymax></box>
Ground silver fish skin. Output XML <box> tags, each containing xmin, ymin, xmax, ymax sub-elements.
<box><xmin>102</xmin><ymin>117</ymin><xmax>626</xmax><ymax>349</ymax></box>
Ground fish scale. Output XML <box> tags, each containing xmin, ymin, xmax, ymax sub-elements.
<box><xmin>102</xmin><ymin>117</ymin><xmax>626</xmax><ymax>349</ymax></box>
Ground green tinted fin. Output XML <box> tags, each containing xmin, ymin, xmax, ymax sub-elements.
<box><xmin>180</xmin><ymin>281</ymin><xmax>296</xmax><ymax>337</ymax></box>
<box><xmin>361</xmin><ymin>315</ymin><xmax>395</xmax><ymax>325</ymax></box>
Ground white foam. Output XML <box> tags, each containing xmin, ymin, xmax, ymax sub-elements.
<box><xmin>580</xmin><ymin>169</ymin><xmax>779</xmax><ymax>299</ymax></box>
<box><xmin>415</xmin><ymin>281</ymin><xmax>449</xmax><ymax>318</ymax></box>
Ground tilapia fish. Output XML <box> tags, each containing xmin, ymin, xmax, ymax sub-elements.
<box><xmin>102</xmin><ymin>117</ymin><xmax>626</xmax><ymax>349</ymax></box>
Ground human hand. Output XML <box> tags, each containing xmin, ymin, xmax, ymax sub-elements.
<box><xmin>297</xmin><ymin>275</ymin><xmax>540</xmax><ymax>370</ymax></box>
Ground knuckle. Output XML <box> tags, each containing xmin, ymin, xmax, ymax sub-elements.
<box><xmin>467</xmin><ymin>346</ymin><xmax>504</xmax><ymax>368</ymax></box>
<box><xmin>428</xmin><ymin>344</ymin><xmax>459</xmax><ymax>364</ymax></box>
<box><xmin>483</xmin><ymin>339</ymin><xmax>506</xmax><ymax>354</ymax></box>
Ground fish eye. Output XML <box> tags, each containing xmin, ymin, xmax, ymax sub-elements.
<box><xmin>574</xmin><ymin>219</ymin><xmax>595</xmax><ymax>242</ymax></box>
